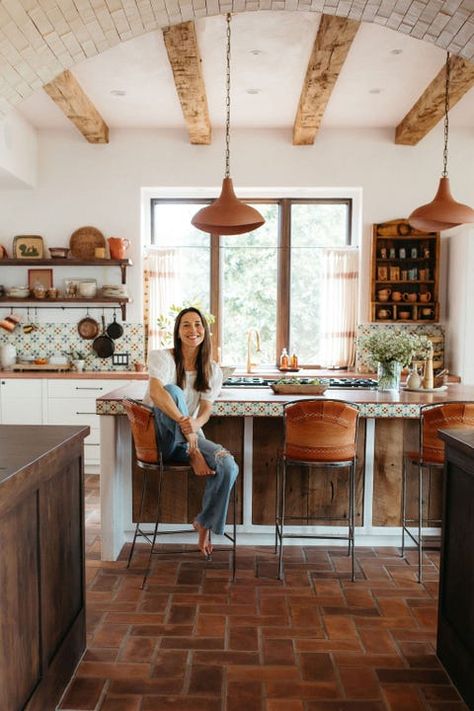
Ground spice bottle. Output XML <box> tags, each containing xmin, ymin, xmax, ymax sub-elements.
<box><xmin>279</xmin><ymin>348</ymin><xmax>289</xmax><ymax>369</ymax></box>
<box><xmin>290</xmin><ymin>352</ymin><xmax>298</xmax><ymax>369</ymax></box>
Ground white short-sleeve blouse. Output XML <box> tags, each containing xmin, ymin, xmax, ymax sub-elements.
<box><xmin>143</xmin><ymin>348</ymin><xmax>223</xmax><ymax>416</ymax></box>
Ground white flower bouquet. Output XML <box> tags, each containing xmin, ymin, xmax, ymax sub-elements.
<box><xmin>359</xmin><ymin>329</ymin><xmax>432</xmax><ymax>391</ymax></box>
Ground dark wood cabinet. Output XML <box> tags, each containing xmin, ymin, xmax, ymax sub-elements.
<box><xmin>0</xmin><ymin>425</ymin><xmax>89</xmax><ymax>711</ymax></box>
<box><xmin>437</xmin><ymin>428</ymin><xmax>474</xmax><ymax>710</ymax></box>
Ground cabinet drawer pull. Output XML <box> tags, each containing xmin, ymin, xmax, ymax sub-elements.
<box><xmin>76</xmin><ymin>411</ymin><xmax>96</xmax><ymax>415</ymax></box>
<box><xmin>75</xmin><ymin>386</ymin><xmax>103</xmax><ymax>391</ymax></box>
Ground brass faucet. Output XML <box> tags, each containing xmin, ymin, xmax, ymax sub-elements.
<box><xmin>246</xmin><ymin>328</ymin><xmax>261</xmax><ymax>373</ymax></box>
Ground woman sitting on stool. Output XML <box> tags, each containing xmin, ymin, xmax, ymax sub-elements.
<box><xmin>143</xmin><ymin>307</ymin><xmax>238</xmax><ymax>557</ymax></box>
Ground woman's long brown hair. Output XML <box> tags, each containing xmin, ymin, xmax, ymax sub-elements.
<box><xmin>173</xmin><ymin>307</ymin><xmax>212</xmax><ymax>392</ymax></box>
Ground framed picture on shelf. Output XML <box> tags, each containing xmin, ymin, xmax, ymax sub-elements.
<box><xmin>377</xmin><ymin>266</ymin><xmax>388</xmax><ymax>281</ymax></box>
<box><xmin>13</xmin><ymin>235</ymin><xmax>44</xmax><ymax>259</ymax></box>
<box><xmin>28</xmin><ymin>268</ymin><xmax>53</xmax><ymax>290</ymax></box>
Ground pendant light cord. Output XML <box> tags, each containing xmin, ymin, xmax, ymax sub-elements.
<box><xmin>225</xmin><ymin>13</ymin><xmax>231</xmax><ymax>179</ymax></box>
<box><xmin>442</xmin><ymin>51</ymin><xmax>450</xmax><ymax>178</ymax></box>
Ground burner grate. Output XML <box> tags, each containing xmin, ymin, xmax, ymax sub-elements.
<box><xmin>223</xmin><ymin>376</ymin><xmax>377</xmax><ymax>389</ymax></box>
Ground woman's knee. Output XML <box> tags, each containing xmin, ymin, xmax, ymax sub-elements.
<box><xmin>216</xmin><ymin>450</ymin><xmax>238</xmax><ymax>484</ymax></box>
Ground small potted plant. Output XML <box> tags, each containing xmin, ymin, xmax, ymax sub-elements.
<box><xmin>63</xmin><ymin>349</ymin><xmax>87</xmax><ymax>372</ymax></box>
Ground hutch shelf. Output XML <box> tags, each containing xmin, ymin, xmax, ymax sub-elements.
<box><xmin>370</xmin><ymin>219</ymin><xmax>439</xmax><ymax>323</ymax></box>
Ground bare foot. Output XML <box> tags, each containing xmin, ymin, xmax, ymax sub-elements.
<box><xmin>189</xmin><ymin>449</ymin><xmax>215</xmax><ymax>477</ymax></box>
<box><xmin>193</xmin><ymin>520</ymin><xmax>213</xmax><ymax>556</ymax></box>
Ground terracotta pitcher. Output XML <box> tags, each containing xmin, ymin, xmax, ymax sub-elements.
<box><xmin>108</xmin><ymin>237</ymin><xmax>130</xmax><ymax>259</ymax></box>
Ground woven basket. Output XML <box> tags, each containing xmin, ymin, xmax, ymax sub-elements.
<box><xmin>70</xmin><ymin>226</ymin><xmax>106</xmax><ymax>259</ymax></box>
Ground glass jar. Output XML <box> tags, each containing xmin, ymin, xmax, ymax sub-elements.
<box><xmin>377</xmin><ymin>361</ymin><xmax>402</xmax><ymax>391</ymax></box>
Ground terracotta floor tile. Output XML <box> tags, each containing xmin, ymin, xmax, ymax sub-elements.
<box><xmin>83</xmin><ymin>648</ymin><xmax>118</xmax><ymax>662</ymax></box>
<box><xmin>299</xmin><ymin>652</ymin><xmax>337</xmax><ymax>682</ymax></box>
<box><xmin>262</xmin><ymin>638</ymin><xmax>295</xmax><ymax>665</ymax></box>
<box><xmin>118</xmin><ymin>636</ymin><xmax>157</xmax><ymax>662</ymax></box>
<box><xmin>265</xmin><ymin>681</ymin><xmax>340</xmax><ymax>699</ymax></box>
<box><xmin>226</xmin><ymin>665</ymin><xmax>301</xmax><ymax>682</ymax></box>
<box><xmin>142</xmin><ymin>696</ymin><xmax>221</xmax><ymax>711</ymax></box>
<box><xmin>295</xmin><ymin>639</ymin><xmax>362</xmax><ymax>653</ymax></box>
<box><xmin>229</xmin><ymin>626</ymin><xmax>259</xmax><ymax>651</ymax></box>
<box><xmin>108</xmin><ymin>678</ymin><xmax>184</xmax><ymax>695</ymax></box>
<box><xmin>58</xmin><ymin>677</ymin><xmax>105</xmax><ymax>710</ymax></box>
<box><xmin>76</xmin><ymin>661</ymin><xmax>152</xmax><ymax>679</ymax></box>
<box><xmin>265</xmin><ymin>701</ymin><xmax>304</xmax><ymax>711</ymax></box>
<box><xmin>192</xmin><ymin>650</ymin><xmax>260</xmax><ymax>666</ymax></box>
<box><xmin>188</xmin><ymin>664</ymin><xmax>223</xmax><ymax>695</ymax></box>
<box><xmin>99</xmin><ymin>695</ymin><xmax>142</xmax><ymax>711</ymax></box>
<box><xmin>382</xmin><ymin>683</ymin><xmax>426</xmax><ymax>710</ymax></box>
<box><xmin>376</xmin><ymin>668</ymin><xmax>451</xmax><ymax>685</ymax></box>
<box><xmin>333</xmin><ymin>652</ymin><xmax>405</xmax><ymax>668</ymax></box>
<box><xmin>420</xmin><ymin>685</ymin><xmax>466</xmax><ymax>702</ymax></box>
<box><xmin>323</xmin><ymin>615</ymin><xmax>359</xmax><ymax>640</ymax></box>
<box><xmin>305</xmin><ymin>702</ymin><xmax>385</xmax><ymax>710</ymax></box>
<box><xmin>358</xmin><ymin>628</ymin><xmax>398</xmax><ymax>655</ymax></box>
<box><xmin>227</xmin><ymin>678</ymin><xmax>263</xmax><ymax>711</ymax></box>
<box><xmin>195</xmin><ymin>613</ymin><xmax>226</xmax><ymax>637</ymax></box>
<box><xmin>160</xmin><ymin>636</ymin><xmax>225</xmax><ymax>650</ymax></box>
<box><xmin>338</xmin><ymin>666</ymin><xmax>382</xmax><ymax>699</ymax></box>
<box><xmin>151</xmin><ymin>650</ymin><xmax>189</xmax><ymax>677</ymax></box>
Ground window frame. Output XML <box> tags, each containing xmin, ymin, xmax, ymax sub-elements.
<box><xmin>150</xmin><ymin>196</ymin><xmax>353</xmax><ymax>367</ymax></box>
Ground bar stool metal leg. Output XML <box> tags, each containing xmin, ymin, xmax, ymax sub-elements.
<box><xmin>350</xmin><ymin>461</ymin><xmax>356</xmax><ymax>582</ymax></box>
<box><xmin>127</xmin><ymin>465</ymin><xmax>149</xmax><ymax>568</ymax></box>
<box><xmin>419</xmin><ymin>463</ymin><xmax>423</xmax><ymax>583</ymax></box>
<box><xmin>277</xmin><ymin>460</ymin><xmax>287</xmax><ymax>581</ymax></box>
<box><xmin>274</xmin><ymin>456</ymin><xmax>281</xmax><ymax>555</ymax></box>
<box><xmin>401</xmin><ymin>455</ymin><xmax>408</xmax><ymax>559</ymax></box>
<box><xmin>141</xmin><ymin>463</ymin><xmax>164</xmax><ymax>590</ymax></box>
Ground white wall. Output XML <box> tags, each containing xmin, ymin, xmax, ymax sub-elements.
<box><xmin>0</xmin><ymin>111</ymin><xmax>37</xmax><ymax>188</ymax></box>
<box><xmin>0</xmin><ymin>124</ymin><xmax>473</xmax><ymax>374</ymax></box>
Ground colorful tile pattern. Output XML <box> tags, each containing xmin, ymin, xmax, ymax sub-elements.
<box><xmin>96</xmin><ymin>398</ymin><xmax>423</xmax><ymax>419</ymax></box>
<box><xmin>0</xmin><ymin>322</ymin><xmax>145</xmax><ymax>371</ymax></box>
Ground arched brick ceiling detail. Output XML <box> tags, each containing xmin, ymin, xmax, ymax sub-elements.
<box><xmin>1</xmin><ymin>1</ymin><xmax>473</xmax><ymax>115</ymax></box>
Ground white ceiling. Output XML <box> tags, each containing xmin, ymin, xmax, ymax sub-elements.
<box><xmin>15</xmin><ymin>12</ymin><xmax>474</xmax><ymax>133</ymax></box>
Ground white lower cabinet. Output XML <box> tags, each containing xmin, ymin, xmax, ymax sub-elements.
<box><xmin>0</xmin><ymin>378</ymin><xmax>45</xmax><ymax>424</ymax></box>
<box><xmin>46</xmin><ymin>378</ymin><xmax>129</xmax><ymax>473</ymax></box>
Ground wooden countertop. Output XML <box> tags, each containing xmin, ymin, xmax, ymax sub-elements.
<box><xmin>0</xmin><ymin>370</ymin><xmax>148</xmax><ymax>379</ymax></box>
<box><xmin>96</xmin><ymin>382</ymin><xmax>474</xmax><ymax>419</ymax></box>
<box><xmin>0</xmin><ymin>425</ymin><xmax>89</xmax><ymax>487</ymax></box>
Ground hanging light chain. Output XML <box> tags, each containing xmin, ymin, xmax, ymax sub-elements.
<box><xmin>225</xmin><ymin>13</ymin><xmax>231</xmax><ymax>178</ymax></box>
<box><xmin>442</xmin><ymin>51</ymin><xmax>450</xmax><ymax>177</ymax></box>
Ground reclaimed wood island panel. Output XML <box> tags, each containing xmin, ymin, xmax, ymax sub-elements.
<box><xmin>0</xmin><ymin>424</ymin><xmax>89</xmax><ymax>711</ymax></box>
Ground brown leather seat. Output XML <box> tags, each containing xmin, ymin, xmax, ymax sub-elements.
<box><xmin>276</xmin><ymin>399</ymin><xmax>360</xmax><ymax>581</ymax></box>
<box><xmin>402</xmin><ymin>401</ymin><xmax>474</xmax><ymax>582</ymax></box>
<box><xmin>122</xmin><ymin>399</ymin><xmax>236</xmax><ymax>588</ymax></box>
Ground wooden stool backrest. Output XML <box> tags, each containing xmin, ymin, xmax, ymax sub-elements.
<box><xmin>284</xmin><ymin>399</ymin><xmax>359</xmax><ymax>462</ymax></box>
<box><xmin>123</xmin><ymin>399</ymin><xmax>160</xmax><ymax>464</ymax></box>
<box><xmin>421</xmin><ymin>402</ymin><xmax>474</xmax><ymax>464</ymax></box>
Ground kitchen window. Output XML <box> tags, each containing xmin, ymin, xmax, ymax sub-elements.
<box><xmin>147</xmin><ymin>197</ymin><xmax>355</xmax><ymax>367</ymax></box>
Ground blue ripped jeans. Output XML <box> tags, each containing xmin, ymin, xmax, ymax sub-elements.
<box><xmin>153</xmin><ymin>384</ymin><xmax>239</xmax><ymax>535</ymax></box>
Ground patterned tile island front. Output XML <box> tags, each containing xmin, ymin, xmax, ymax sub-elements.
<box><xmin>97</xmin><ymin>381</ymin><xmax>474</xmax><ymax>561</ymax></box>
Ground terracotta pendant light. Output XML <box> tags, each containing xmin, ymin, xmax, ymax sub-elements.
<box><xmin>409</xmin><ymin>52</ymin><xmax>474</xmax><ymax>232</ymax></box>
<box><xmin>191</xmin><ymin>14</ymin><xmax>265</xmax><ymax>235</ymax></box>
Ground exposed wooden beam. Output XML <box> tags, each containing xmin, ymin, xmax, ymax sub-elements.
<box><xmin>293</xmin><ymin>14</ymin><xmax>360</xmax><ymax>146</ymax></box>
<box><xmin>43</xmin><ymin>70</ymin><xmax>109</xmax><ymax>144</ymax></box>
<box><xmin>162</xmin><ymin>21</ymin><xmax>211</xmax><ymax>145</ymax></box>
<box><xmin>395</xmin><ymin>55</ymin><xmax>474</xmax><ymax>145</ymax></box>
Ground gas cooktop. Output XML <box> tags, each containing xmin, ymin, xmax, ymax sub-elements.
<box><xmin>223</xmin><ymin>376</ymin><xmax>377</xmax><ymax>389</ymax></box>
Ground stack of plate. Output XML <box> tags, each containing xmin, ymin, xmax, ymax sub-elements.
<box><xmin>6</xmin><ymin>286</ymin><xmax>30</xmax><ymax>298</ymax></box>
<box><xmin>101</xmin><ymin>284</ymin><xmax>128</xmax><ymax>298</ymax></box>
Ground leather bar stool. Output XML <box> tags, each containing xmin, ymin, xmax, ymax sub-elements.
<box><xmin>123</xmin><ymin>399</ymin><xmax>237</xmax><ymax>588</ymax></box>
<box><xmin>401</xmin><ymin>401</ymin><xmax>474</xmax><ymax>583</ymax></box>
<box><xmin>275</xmin><ymin>399</ymin><xmax>360</xmax><ymax>581</ymax></box>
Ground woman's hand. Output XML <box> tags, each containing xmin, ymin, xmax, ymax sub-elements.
<box><xmin>179</xmin><ymin>415</ymin><xmax>199</xmax><ymax>435</ymax></box>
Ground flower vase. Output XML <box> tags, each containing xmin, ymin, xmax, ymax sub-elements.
<box><xmin>377</xmin><ymin>361</ymin><xmax>402</xmax><ymax>391</ymax></box>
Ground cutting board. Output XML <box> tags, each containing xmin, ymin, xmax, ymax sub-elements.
<box><xmin>12</xmin><ymin>363</ymin><xmax>71</xmax><ymax>371</ymax></box>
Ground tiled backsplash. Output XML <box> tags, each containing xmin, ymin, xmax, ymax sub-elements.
<box><xmin>0</xmin><ymin>322</ymin><xmax>145</xmax><ymax>371</ymax></box>
<box><xmin>356</xmin><ymin>323</ymin><xmax>445</xmax><ymax>373</ymax></box>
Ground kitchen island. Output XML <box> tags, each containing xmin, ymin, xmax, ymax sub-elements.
<box><xmin>97</xmin><ymin>381</ymin><xmax>474</xmax><ymax>561</ymax></box>
<box><xmin>0</xmin><ymin>424</ymin><xmax>89</xmax><ymax>711</ymax></box>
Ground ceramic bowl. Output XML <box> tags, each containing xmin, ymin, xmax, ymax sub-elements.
<box><xmin>49</xmin><ymin>248</ymin><xmax>70</xmax><ymax>259</ymax></box>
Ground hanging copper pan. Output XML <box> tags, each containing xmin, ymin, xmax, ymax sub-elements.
<box><xmin>77</xmin><ymin>315</ymin><xmax>100</xmax><ymax>340</ymax></box>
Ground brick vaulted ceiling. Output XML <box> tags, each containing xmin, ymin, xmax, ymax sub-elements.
<box><xmin>1</xmin><ymin>0</ymin><xmax>474</xmax><ymax>119</ymax></box>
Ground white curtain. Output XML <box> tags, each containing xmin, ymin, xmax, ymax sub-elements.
<box><xmin>319</xmin><ymin>247</ymin><xmax>359</xmax><ymax>368</ymax></box>
<box><xmin>143</xmin><ymin>247</ymin><xmax>180</xmax><ymax>352</ymax></box>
